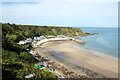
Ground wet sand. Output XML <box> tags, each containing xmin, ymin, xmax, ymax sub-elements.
<box><xmin>32</xmin><ymin>41</ymin><xmax>118</xmax><ymax>78</ymax></box>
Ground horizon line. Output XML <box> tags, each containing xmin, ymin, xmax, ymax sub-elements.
<box><xmin>2</xmin><ymin>22</ymin><xmax>118</xmax><ymax>28</ymax></box>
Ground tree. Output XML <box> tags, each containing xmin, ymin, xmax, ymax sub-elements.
<box><xmin>6</xmin><ymin>34</ymin><xmax>18</xmax><ymax>42</ymax></box>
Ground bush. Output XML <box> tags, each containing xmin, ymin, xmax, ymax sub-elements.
<box><xmin>6</xmin><ymin>34</ymin><xmax>18</xmax><ymax>42</ymax></box>
<box><xmin>20</xmin><ymin>52</ymin><xmax>37</xmax><ymax>63</ymax></box>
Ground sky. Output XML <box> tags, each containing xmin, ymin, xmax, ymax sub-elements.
<box><xmin>1</xmin><ymin>0</ymin><xmax>119</xmax><ymax>27</ymax></box>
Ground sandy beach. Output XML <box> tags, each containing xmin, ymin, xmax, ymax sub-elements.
<box><xmin>31</xmin><ymin>41</ymin><xmax>118</xmax><ymax>78</ymax></box>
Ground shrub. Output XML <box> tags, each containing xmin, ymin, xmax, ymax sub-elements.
<box><xmin>20</xmin><ymin>52</ymin><xmax>37</xmax><ymax>63</ymax></box>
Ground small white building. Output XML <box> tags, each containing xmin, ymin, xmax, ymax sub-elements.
<box><xmin>25</xmin><ymin>73</ymin><xmax>35</xmax><ymax>79</ymax></box>
<box><xmin>18</xmin><ymin>41</ymin><xmax>26</xmax><ymax>45</ymax></box>
<box><xmin>26</xmin><ymin>38</ymin><xmax>32</xmax><ymax>43</ymax></box>
<box><xmin>57</xmin><ymin>35</ymin><xmax>66</xmax><ymax>38</ymax></box>
<box><xmin>46</xmin><ymin>35</ymin><xmax>56</xmax><ymax>38</ymax></box>
<box><xmin>33</xmin><ymin>37</ymin><xmax>37</xmax><ymax>41</ymax></box>
<box><xmin>40</xmin><ymin>36</ymin><xmax>46</xmax><ymax>39</ymax></box>
<box><xmin>37</xmin><ymin>37</ymin><xmax>40</xmax><ymax>41</ymax></box>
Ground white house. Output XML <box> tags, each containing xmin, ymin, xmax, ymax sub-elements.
<box><xmin>57</xmin><ymin>35</ymin><xmax>66</xmax><ymax>38</ymax></box>
<box><xmin>33</xmin><ymin>37</ymin><xmax>37</xmax><ymax>41</ymax></box>
<box><xmin>46</xmin><ymin>35</ymin><xmax>56</xmax><ymax>38</ymax></box>
<box><xmin>24</xmin><ymin>38</ymin><xmax>32</xmax><ymax>44</ymax></box>
<box><xmin>40</xmin><ymin>36</ymin><xmax>46</xmax><ymax>39</ymax></box>
<box><xmin>18</xmin><ymin>41</ymin><xmax>26</xmax><ymax>45</ymax></box>
<box><xmin>25</xmin><ymin>73</ymin><xmax>35</xmax><ymax>79</ymax></box>
<box><xmin>37</xmin><ymin>37</ymin><xmax>40</xmax><ymax>41</ymax></box>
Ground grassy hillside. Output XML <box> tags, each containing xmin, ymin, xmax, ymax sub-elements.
<box><xmin>2</xmin><ymin>23</ymin><xmax>84</xmax><ymax>41</ymax></box>
<box><xmin>2</xmin><ymin>23</ymin><xmax>84</xmax><ymax>79</ymax></box>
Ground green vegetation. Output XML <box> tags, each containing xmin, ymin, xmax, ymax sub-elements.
<box><xmin>2</xmin><ymin>23</ymin><xmax>84</xmax><ymax>40</ymax></box>
<box><xmin>2</xmin><ymin>23</ymin><xmax>84</xmax><ymax>79</ymax></box>
<box><xmin>2</xmin><ymin>50</ymin><xmax>57</xmax><ymax>79</ymax></box>
<box><xmin>2</xmin><ymin>23</ymin><xmax>62</xmax><ymax>79</ymax></box>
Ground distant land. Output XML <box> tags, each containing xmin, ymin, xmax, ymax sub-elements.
<box><xmin>2</xmin><ymin>23</ymin><xmax>98</xmax><ymax>41</ymax></box>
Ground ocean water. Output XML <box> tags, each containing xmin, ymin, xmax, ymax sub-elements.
<box><xmin>75</xmin><ymin>27</ymin><xmax>118</xmax><ymax>57</ymax></box>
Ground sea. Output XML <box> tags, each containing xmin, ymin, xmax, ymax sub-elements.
<box><xmin>74</xmin><ymin>27</ymin><xmax>118</xmax><ymax>58</ymax></box>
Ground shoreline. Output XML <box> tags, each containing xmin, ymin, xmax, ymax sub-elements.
<box><xmin>31</xmin><ymin>41</ymin><xmax>118</xmax><ymax>78</ymax></box>
<box><xmin>72</xmin><ymin>43</ymin><xmax>118</xmax><ymax>60</ymax></box>
<box><xmin>30</xmin><ymin>46</ymin><xmax>89</xmax><ymax>78</ymax></box>
<box><xmin>32</xmin><ymin>37</ymin><xmax>86</xmax><ymax>47</ymax></box>
<box><xmin>71</xmin><ymin>33</ymin><xmax>99</xmax><ymax>38</ymax></box>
